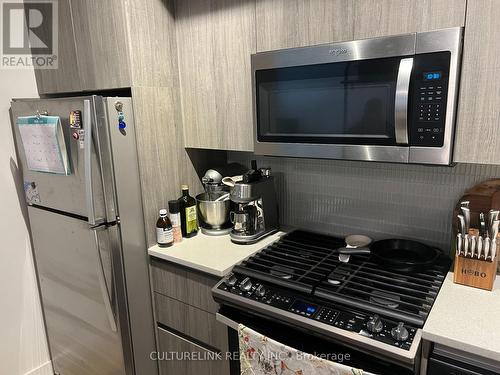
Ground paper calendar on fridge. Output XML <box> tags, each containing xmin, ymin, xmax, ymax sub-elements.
<box><xmin>17</xmin><ymin>115</ymin><xmax>71</xmax><ymax>175</ymax></box>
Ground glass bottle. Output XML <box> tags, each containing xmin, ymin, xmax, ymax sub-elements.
<box><xmin>178</xmin><ymin>185</ymin><xmax>198</xmax><ymax>238</ymax></box>
<box><xmin>156</xmin><ymin>209</ymin><xmax>173</xmax><ymax>247</ymax></box>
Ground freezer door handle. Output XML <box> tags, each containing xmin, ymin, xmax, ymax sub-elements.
<box><xmin>93</xmin><ymin>226</ymin><xmax>118</xmax><ymax>332</ymax></box>
<box><xmin>84</xmin><ymin>100</ymin><xmax>96</xmax><ymax>226</ymax></box>
<box><xmin>83</xmin><ymin>99</ymin><xmax>104</xmax><ymax>227</ymax></box>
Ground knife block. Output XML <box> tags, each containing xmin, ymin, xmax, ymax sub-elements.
<box><xmin>453</xmin><ymin>250</ymin><xmax>498</xmax><ymax>291</ymax></box>
<box><xmin>453</xmin><ymin>178</ymin><xmax>500</xmax><ymax>275</ymax></box>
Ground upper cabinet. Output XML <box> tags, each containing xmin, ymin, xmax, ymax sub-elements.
<box><xmin>70</xmin><ymin>0</ymin><xmax>131</xmax><ymax>91</ymax></box>
<box><xmin>351</xmin><ymin>0</ymin><xmax>466</xmax><ymax>40</ymax></box>
<box><xmin>33</xmin><ymin>0</ymin><xmax>131</xmax><ymax>94</ymax></box>
<box><xmin>175</xmin><ymin>0</ymin><xmax>255</xmax><ymax>152</ymax></box>
<box><xmin>255</xmin><ymin>0</ymin><xmax>354</xmax><ymax>51</ymax></box>
<box><xmin>453</xmin><ymin>0</ymin><xmax>500</xmax><ymax>165</ymax></box>
<box><xmin>32</xmin><ymin>0</ymin><xmax>81</xmax><ymax>94</ymax></box>
<box><xmin>256</xmin><ymin>0</ymin><xmax>466</xmax><ymax>52</ymax></box>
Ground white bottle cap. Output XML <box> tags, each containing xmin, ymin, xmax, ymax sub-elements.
<box><xmin>159</xmin><ymin>209</ymin><xmax>167</xmax><ymax>216</ymax></box>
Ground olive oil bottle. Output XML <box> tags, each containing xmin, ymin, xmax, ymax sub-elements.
<box><xmin>178</xmin><ymin>185</ymin><xmax>198</xmax><ymax>238</ymax></box>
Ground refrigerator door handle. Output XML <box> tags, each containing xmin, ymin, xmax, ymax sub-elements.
<box><xmin>84</xmin><ymin>99</ymin><xmax>103</xmax><ymax>227</ymax></box>
<box><xmin>93</xmin><ymin>226</ymin><xmax>118</xmax><ymax>332</ymax></box>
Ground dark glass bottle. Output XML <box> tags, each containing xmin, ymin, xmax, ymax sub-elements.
<box><xmin>178</xmin><ymin>185</ymin><xmax>198</xmax><ymax>238</ymax></box>
<box><xmin>156</xmin><ymin>209</ymin><xmax>173</xmax><ymax>247</ymax></box>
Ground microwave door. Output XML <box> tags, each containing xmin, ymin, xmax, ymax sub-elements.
<box><xmin>254</xmin><ymin>56</ymin><xmax>413</xmax><ymax>162</ymax></box>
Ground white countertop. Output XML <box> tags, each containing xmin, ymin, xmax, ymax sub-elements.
<box><xmin>423</xmin><ymin>272</ymin><xmax>500</xmax><ymax>361</ymax></box>
<box><xmin>148</xmin><ymin>231</ymin><xmax>285</xmax><ymax>277</ymax></box>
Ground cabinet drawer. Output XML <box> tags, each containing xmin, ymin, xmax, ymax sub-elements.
<box><xmin>157</xmin><ymin>327</ymin><xmax>229</xmax><ymax>375</ymax></box>
<box><xmin>155</xmin><ymin>293</ymin><xmax>228</xmax><ymax>352</ymax></box>
<box><xmin>151</xmin><ymin>259</ymin><xmax>219</xmax><ymax>313</ymax></box>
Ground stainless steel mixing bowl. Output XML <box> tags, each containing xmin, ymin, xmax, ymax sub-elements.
<box><xmin>195</xmin><ymin>192</ymin><xmax>230</xmax><ymax>228</ymax></box>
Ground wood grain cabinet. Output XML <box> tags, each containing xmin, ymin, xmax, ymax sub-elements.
<box><xmin>151</xmin><ymin>259</ymin><xmax>230</xmax><ymax>375</ymax></box>
<box><xmin>175</xmin><ymin>0</ymin><xmax>255</xmax><ymax>151</ymax></box>
<box><xmin>69</xmin><ymin>0</ymin><xmax>131</xmax><ymax>91</ymax></box>
<box><xmin>453</xmin><ymin>0</ymin><xmax>500</xmax><ymax>165</ymax></box>
<box><xmin>157</xmin><ymin>327</ymin><xmax>228</xmax><ymax>375</ymax></box>
<box><xmin>255</xmin><ymin>0</ymin><xmax>466</xmax><ymax>51</ymax></box>
<box><xmin>33</xmin><ymin>0</ymin><xmax>131</xmax><ymax>94</ymax></box>
<box><xmin>32</xmin><ymin>0</ymin><xmax>81</xmax><ymax>94</ymax></box>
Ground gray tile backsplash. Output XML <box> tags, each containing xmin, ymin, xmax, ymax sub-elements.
<box><xmin>228</xmin><ymin>152</ymin><xmax>500</xmax><ymax>252</ymax></box>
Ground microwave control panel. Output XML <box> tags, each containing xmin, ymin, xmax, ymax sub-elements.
<box><xmin>410</xmin><ymin>52</ymin><xmax>451</xmax><ymax>147</ymax></box>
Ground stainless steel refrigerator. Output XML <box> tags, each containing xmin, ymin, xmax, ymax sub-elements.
<box><xmin>10</xmin><ymin>96</ymin><xmax>157</xmax><ymax>375</ymax></box>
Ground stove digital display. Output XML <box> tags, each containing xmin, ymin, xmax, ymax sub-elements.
<box><xmin>290</xmin><ymin>300</ymin><xmax>318</xmax><ymax>317</ymax></box>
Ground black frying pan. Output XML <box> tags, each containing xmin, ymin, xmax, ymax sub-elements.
<box><xmin>337</xmin><ymin>239</ymin><xmax>440</xmax><ymax>273</ymax></box>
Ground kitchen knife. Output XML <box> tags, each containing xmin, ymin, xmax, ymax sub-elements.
<box><xmin>460</xmin><ymin>207</ymin><xmax>470</xmax><ymax>234</ymax></box>
<box><xmin>491</xmin><ymin>239</ymin><xmax>497</xmax><ymax>261</ymax></box>
<box><xmin>488</xmin><ymin>210</ymin><xmax>499</xmax><ymax>236</ymax></box>
<box><xmin>464</xmin><ymin>234</ymin><xmax>470</xmax><ymax>257</ymax></box>
<box><xmin>470</xmin><ymin>236</ymin><xmax>476</xmax><ymax>259</ymax></box>
<box><xmin>484</xmin><ymin>237</ymin><xmax>491</xmax><ymax>260</ymax></box>
<box><xmin>491</xmin><ymin>220</ymin><xmax>499</xmax><ymax>241</ymax></box>
<box><xmin>458</xmin><ymin>215</ymin><xmax>466</xmax><ymax>235</ymax></box>
<box><xmin>480</xmin><ymin>212</ymin><xmax>486</xmax><ymax>237</ymax></box>
<box><xmin>477</xmin><ymin>236</ymin><xmax>483</xmax><ymax>259</ymax></box>
<box><xmin>456</xmin><ymin>233</ymin><xmax>462</xmax><ymax>257</ymax></box>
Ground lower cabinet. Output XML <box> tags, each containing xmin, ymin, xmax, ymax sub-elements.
<box><xmin>151</xmin><ymin>259</ymin><xmax>231</xmax><ymax>375</ymax></box>
<box><xmin>157</xmin><ymin>327</ymin><xmax>229</xmax><ymax>375</ymax></box>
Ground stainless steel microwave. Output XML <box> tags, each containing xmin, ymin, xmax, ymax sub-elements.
<box><xmin>252</xmin><ymin>28</ymin><xmax>463</xmax><ymax>165</ymax></box>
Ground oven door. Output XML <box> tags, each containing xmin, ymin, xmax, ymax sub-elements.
<box><xmin>216</xmin><ymin>306</ymin><xmax>415</xmax><ymax>375</ymax></box>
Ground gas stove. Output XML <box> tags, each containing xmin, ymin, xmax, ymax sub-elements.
<box><xmin>213</xmin><ymin>230</ymin><xmax>451</xmax><ymax>371</ymax></box>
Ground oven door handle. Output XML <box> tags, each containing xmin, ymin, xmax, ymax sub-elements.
<box><xmin>394</xmin><ymin>57</ymin><xmax>413</xmax><ymax>145</ymax></box>
<box><xmin>216</xmin><ymin>312</ymin><xmax>240</xmax><ymax>331</ymax></box>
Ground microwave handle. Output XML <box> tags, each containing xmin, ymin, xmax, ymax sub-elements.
<box><xmin>394</xmin><ymin>58</ymin><xmax>413</xmax><ymax>145</ymax></box>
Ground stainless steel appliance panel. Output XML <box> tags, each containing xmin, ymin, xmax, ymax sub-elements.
<box><xmin>409</xmin><ymin>27</ymin><xmax>463</xmax><ymax>164</ymax></box>
<box><xmin>28</xmin><ymin>206</ymin><xmax>125</xmax><ymax>375</ymax></box>
<box><xmin>10</xmin><ymin>97</ymin><xmax>110</xmax><ymax>221</ymax></box>
<box><xmin>252</xmin><ymin>28</ymin><xmax>463</xmax><ymax>165</ymax></box>
<box><xmin>104</xmin><ymin>97</ymin><xmax>158</xmax><ymax>375</ymax></box>
<box><xmin>251</xmin><ymin>33</ymin><xmax>416</xmax><ymax>70</ymax></box>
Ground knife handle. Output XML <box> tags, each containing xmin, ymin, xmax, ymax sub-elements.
<box><xmin>477</xmin><ymin>236</ymin><xmax>483</xmax><ymax>260</ymax></box>
<box><xmin>464</xmin><ymin>234</ymin><xmax>469</xmax><ymax>257</ymax></box>
<box><xmin>458</xmin><ymin>215</ymin><xmax>466</xmax><ymax>236</ymax></box>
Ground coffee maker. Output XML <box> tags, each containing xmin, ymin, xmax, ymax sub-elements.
<box><xmin>229</xmin><ymin>161</ymin><xmax>279</xmax><ymax>244</ymax></box>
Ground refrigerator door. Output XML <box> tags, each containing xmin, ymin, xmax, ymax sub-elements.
<box><xmin>10</xmin><ymin>97</ymin><xmax>114</xmax><ymax>223</ymax></box>
<box><xmin>104</xmin><ymin>97</ymin><xmax>158</xmax><ymax>375</ymax></box>
<box><xmin>28</xmin><ymin>206</ymin><xmax>126</xmax><ymax>375</ymax></box>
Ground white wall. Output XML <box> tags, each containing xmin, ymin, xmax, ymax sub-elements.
<box><xmin>0</xmin><ymin>66</ymin><xmax>52</xmax><ymax>374</ymax></box>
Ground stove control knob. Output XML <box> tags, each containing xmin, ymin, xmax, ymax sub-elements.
<box><xmin>225</xmin><ymin>274</ymin><xmax>238</xmax><ymax>287</ymax></box>
<box><xmin>255</xmin><ymin>285</ymin><xmax>267</xmax><ymax>297</ymax></box>
<box><xmin>366</xmin><ymin>315</ymin><xmax>383</xmax><ymax>333</ymax></box>
<box><xmin>391</xmin><ymin>322</ymin><xmax>409</xmax><ymax>342</ymax></box>
<box><xmin>239</xmin><ymin>277</ymin><xmax>253</xmax><ymax>292</ymax></box>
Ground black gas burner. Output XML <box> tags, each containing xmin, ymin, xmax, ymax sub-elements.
<box><xmin>270</xmin><ymin>265</ymin><xmax>294</xmax><ymax>279</ymax></box>
<box><xmin>370</xmin><ymin>290</ymin><xmax>401</xmax><ymax>309</ymax></box>
<box><xmin>231</xmin><ymin>230</ymin><xmax>451</xmax><ymax>327</ymax></box>
<box><xmin>214</xmin><ymin>230</ymin><xmax>452</xmax><ymax>364</ymax></box>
